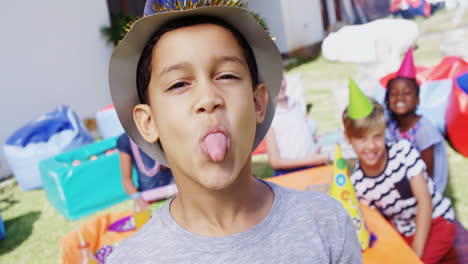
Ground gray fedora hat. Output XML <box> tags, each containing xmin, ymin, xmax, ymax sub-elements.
<box><xmin>109</xmin><ymin>5</ymin><xmax>282</xmax><ymax>167</ymax></box>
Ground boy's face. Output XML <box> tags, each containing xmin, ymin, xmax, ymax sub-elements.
<box><xmin>134</xmin><ymin>23</ymin><xmax>267</xmax><ymax>191</ymax></box>
<box><xmin>346</xmin><ymin>128</ymin><xmax>386</xmax><ymax>170</ymax></box>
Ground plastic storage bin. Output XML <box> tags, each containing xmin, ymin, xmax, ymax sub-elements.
<box><xmin>39</xmin><ymin>136</ymin><xmax>137</xmax><ymax>220</ymax></box>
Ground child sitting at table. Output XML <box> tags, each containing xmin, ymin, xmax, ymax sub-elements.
<box><xmin>117</xmin><ymin>133</ymin><xmax>173</xmax><ymax>211</ymax></box>
<box><xmin>265</xmin><ymin>78</ymin><xmax>329</xmax><ymax>176</ymax></box>
<box><xmin>343</xmin><ymin>79</ymin><xmax>455</xmax><ymax>264</ymax></box>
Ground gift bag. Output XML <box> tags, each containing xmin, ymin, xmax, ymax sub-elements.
<box><xmin>3</xmin><ymin>105</ymin><xmax>93</xmax><ymax>190</ymax></box>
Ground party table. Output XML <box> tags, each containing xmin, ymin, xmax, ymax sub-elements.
<box><xmin>62</xmin><ymin>165</ymin><xmax>423</xmax><ymax>264</ymax></box>
<box><xmin>266</xmin><ymin>165</ymin><xmax>423</xmax><ymax>264</ymax></box>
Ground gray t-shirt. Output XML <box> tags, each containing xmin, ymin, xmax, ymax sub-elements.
<box><xmin>107</xmin><ymin>181</ymin><xmax>362</xmax><ymax>264</ymax></box>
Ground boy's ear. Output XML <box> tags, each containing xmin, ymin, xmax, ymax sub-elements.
<box><xmin>253</xmin><ymin>83</ymin><xmax>268</xmax><ymax>124</ymax></box>
<box><xmin>133</xmin><ymin>104</ymin><xmax>159</xmax><ymax>143</ymax></box>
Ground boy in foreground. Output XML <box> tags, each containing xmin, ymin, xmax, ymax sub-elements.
<box><xmin>107</xmin><ymin>1</ymin><xmax>362</xmax><ymax>263</ymax></box>
<box><xmin>344</xmin><ymin>79</ymin><xmax>455</xmax><ymax>264</ymax></box>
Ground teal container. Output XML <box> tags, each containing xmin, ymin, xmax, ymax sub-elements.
<box><xmin>39</xmin><ymin>136</ymin><xmax>137</xmax><ymax>220</ymax></box>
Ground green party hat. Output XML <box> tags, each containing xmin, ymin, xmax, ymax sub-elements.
<box><xmin>348</xmin><ymin>78</ymin><xmax>374</xmax><ymax>120</ymax></box>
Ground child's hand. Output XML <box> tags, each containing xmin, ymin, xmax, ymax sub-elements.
<box><xmin>409</xmin><ymin>172</ymin><xmax>432</xmax><ymax>260</ymax></box>
<box><xmin>307</xmin><ymin>147</ymin><xmax>329</xmax><ymax>165</ymax></box>
<box><xmin>317</xmin><ymin>154</ymin><xmax>330</xmax><ymax>165</ymax></box>
<box><xmin>133</xmin><ymin>196</ymin><xmax>148</xmax><ymax>212</ymax></box>
<box><xmin>311</xmin><ymin>146</ymin><xmax>322</xmax><ymax>155</ymax></box>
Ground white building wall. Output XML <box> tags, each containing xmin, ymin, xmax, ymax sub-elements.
<box><xmin>248</xmin><ymin>0</ymin><xmax>325</xmax><ymax>53</ymax></box>
<box><xmin>248</xmin><ymin>0</ymin><xmax>288</xmax><ymax>53</ymax></box>
<box><xmin>326</xmin><ymin>0</ymin><xmax>338</xmax><ymax>25</ymax></box>
<box><xmin>0</xmin><ymin>0</ymin><xmax>114</xmax><ymax>178</ymax></box>
<box><xmin>280</xmin><ymin>0</ymin><xmax>325</xmax><ymax>51</ymax></box>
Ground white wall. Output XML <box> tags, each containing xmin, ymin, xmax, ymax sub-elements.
<box><xmin>280</xmin><ymin>0</ymin><xmax>325</xmax><ymax>51</ymax></box>
<box><xmin>248</xmin><ymin>0</ymin><xmax>325</xmax><ymax>53</ymax></box>
<box><xmin>248</xmin><ymin>0</ymin><xmax>288</xmax><ymax>53</ymax></box>
<box><xmin>326</xmin><ymin>0</ymin><xmax>338</xmax><ymax>25</ymax></box>
<box><xmin>0</xmin><ymin>0</ymin><xmax>114</xmax><ymax>178</ymax></box>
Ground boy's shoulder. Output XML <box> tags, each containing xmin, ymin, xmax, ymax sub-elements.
<box><xmin>271</xmin><ymin>183</ymin><xmax>361</xmax><ymax>262</ymax></box>
<box><xmin>388</xmin><ymin>139</ymin><xmax>424</xmax><ymax>167</ymax></box>
<box><xmin>387</xmin><ymin>138</ymin><xmax>412</xmax><ymax>152</ymax></box>
<box><xmin>382</xmin><ymin>139</ymin><xmax>415</xmax><ymax>163</ymax></box>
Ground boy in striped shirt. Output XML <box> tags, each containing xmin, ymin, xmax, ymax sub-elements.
<box><xmin>342</xmin><ymin>79</ymin><xmax>455</xmax><ymax>264</ymax></box>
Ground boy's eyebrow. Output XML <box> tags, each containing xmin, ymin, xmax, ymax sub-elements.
<box><xmin>159</xmin><ymin>62</ymin><xmax>190</xmax><ymax>78</ymax></box>
<box><xmin>159</xmin><ymin>56</ymin><xmax>245</xmax><ymax>78</ymax></box>
<box><xmin>216</xmin><ymin>55</ymin><xmax>245</xmax><ymax>66</ymax></box>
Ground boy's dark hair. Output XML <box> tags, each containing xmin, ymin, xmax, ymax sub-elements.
<box><xmin>136</xmin><ymin>16</ymin><xmax>259</xmax><ymax>105</ymax></box>
<box><xmin>384</xmin><ymin>77</ymin><xmax>420</xmax><ymax>120</ymax></box>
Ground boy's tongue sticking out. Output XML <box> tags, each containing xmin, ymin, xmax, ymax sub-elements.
<box><xmin>202</xmin><ymin>132</ymin><xmax>230</xmax><ymax>161</ymax></box>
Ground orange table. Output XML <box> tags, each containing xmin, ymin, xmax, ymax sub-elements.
<box><xmin>267</xmin><ymin>165</ymin><xmax>423</xmax><ymax>264</ymax></box>
<box><xmin>61</xmin><ymin>210</ymin><xmax>136</xmax><ymax>264</ymax></box>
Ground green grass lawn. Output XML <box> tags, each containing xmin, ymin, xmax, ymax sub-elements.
<box><xmin>0</xmin><ymin>183</ymin><xmax>134</xmax><ymax>263</ymax></box>
<box><xmin>1</xmin><ymin>7</ymin><xmax>468</xmax><ymax>264</ymax></box>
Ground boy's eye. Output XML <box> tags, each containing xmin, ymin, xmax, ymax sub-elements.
<box><xmin>168</xmin><ymin>82</ymin><xmax>189</xmax><ymax>90</ymax></box>
<box><xmin>218</xmin><ymin>74</ymin><xmax>238</xmax><ymax>80</ymax></box>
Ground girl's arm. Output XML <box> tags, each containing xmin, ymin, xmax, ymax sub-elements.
<box><xmin>119</xmin><ymin>151</ymin><xmax>147</xmax><ymax>211</ymax></box>
<box><xmin>420</xmin><ymin>146</ymin><xmax>434</xmax><ymax>178</ymax></box>
<box><xmin>409</xmin><ymin>172</ymin><xmax>433</xmax><ymax>258</ymax></box>
<box><xmin>120</xmin><ymin>152</ymin><xmax>137</xmax><ymax>195</ymax></box>
<box><xmin>265</xmin><ymin>129</ymin><xmax>328</xmax><ymax>170</ymax></box>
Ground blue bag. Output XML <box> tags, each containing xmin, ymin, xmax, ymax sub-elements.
<box><xmin>3</xmin><ymin>105</ymin><xmax>93</xmax><ymax>190</ymax></box>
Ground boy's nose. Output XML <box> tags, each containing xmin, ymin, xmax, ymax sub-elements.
<box><xmin>367</xmin><ymin>139</ymin><xmax>377</xmax><ymax>149</ymax></box>
<box><xmin>194</xmin><ymin>81</ymin><xmax>224</xmax><ymax>114</ymax></box>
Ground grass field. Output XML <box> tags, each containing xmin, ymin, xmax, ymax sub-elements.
<box><xmin>1</xmin><ymin>8</ymin><xmax>468</xmax><ymax>264</ymax></box>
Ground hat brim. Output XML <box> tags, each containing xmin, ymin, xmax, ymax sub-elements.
<box><xmin>109</xmin><ymin>6</ymin><xmax>282</xmax><ymax>167</ymax></box>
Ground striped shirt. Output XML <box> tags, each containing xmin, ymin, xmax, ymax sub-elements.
<box><xmin>350</xmin><ymin>140</ymin><xmax>454</xmax><ymax>236</ymax></box>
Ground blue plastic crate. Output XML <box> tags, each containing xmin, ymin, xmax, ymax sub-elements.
<box><xmin>39</xmin><ymin>136</ymin><xmax>137</xmax><ymax>220</ymax></box>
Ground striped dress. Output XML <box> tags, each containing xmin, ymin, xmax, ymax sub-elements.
<box><xmin>350</xmin><ymin>140</ymin><xmax>454</xmax><ymax>236</ymax></box>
